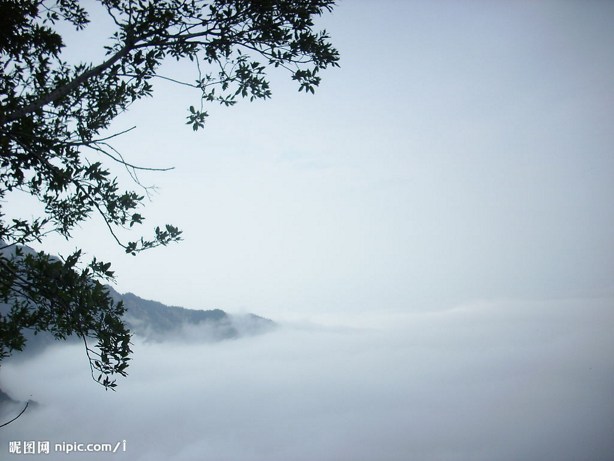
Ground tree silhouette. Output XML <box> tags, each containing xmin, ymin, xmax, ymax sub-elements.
<box><xmin>0</xmin><ymin>0</ymin><xmax>339</xmax><ymax>389</ymax></box>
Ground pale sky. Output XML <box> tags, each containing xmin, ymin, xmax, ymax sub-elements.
<box><xmin>20</xmin><ymin>0</ymin><xmax>614</xmax><ymax>322</ymax></box>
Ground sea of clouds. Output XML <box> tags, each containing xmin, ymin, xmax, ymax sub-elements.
<box><xmin>1</xmin><ymin>296</ymin><xmax>613</xmax><ymax>461</ymax></box>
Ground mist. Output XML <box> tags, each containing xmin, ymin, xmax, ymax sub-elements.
<box><xmin>2</xmin><ymin>296</ymin><xmax>613</xmax><ymax>460</ymax></box>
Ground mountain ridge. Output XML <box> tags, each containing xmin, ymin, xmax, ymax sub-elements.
<box><xmin>115</xmin><ymin>289</ymin><xmax>276</xmax><ymax>342</ymax></box>
<box><xmin>1</xmin><ymin>243</ymin><xmax>276</xmax><ymax>356</ymax></box>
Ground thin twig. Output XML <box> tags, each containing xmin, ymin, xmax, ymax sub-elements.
<box><xmin>0</xmin><ymin>401</ymin><xmax>29</xmax><ymax>428</ymax></box>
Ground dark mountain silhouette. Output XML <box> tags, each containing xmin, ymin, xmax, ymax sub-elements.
<box><xmin>0</xmin><ymin>243</ymin><xmax>276</xmax><ymax>356</ymax></box>
<box><xmin>113</xmin><ymin>289</ymin><xmax>276</xmax><ymax>342</ymax></box>
<box><xmin>1</xmin><ymin>286</ymin><xmax>275</xmax><ymax>355</ymax></box>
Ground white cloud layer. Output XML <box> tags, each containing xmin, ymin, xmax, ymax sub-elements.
<box><xmin>2</xmin><ymin>296</ymin><xmax>613</xmax><ymax>460</ymax></box>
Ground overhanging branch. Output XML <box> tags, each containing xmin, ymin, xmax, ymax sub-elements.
<box><xmin>1</xmin><ymin>35</ymin><xmax>136</xmax><ymax>125</ymax></box>
<box><xmin>0</xmin><ymin>401</ymin><xmax>29</xmax><ymax>428</ymax></box>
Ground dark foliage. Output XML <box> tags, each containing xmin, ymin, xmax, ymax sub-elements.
<box><xmin>0</xmin><ymin>0</ymin><xmax>339</xmax><ymax>389</ymax></box>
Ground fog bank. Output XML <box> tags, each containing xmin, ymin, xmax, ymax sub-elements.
<box><xmin>1</xmin><ymin>297</ymin><xmax>613</xmax><ymax>460</ymax></box>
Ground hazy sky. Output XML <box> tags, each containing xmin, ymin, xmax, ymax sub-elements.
<box><xmin>16</xmin><ymin>0</ymin><xmax>613</xmax><ymax>322</ymax></box>
<box><xmin>2</xmin><ymin>2</ymin><xmax>614</xmax><ymax>459</ymax></box>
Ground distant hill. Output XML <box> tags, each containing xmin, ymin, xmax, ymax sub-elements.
<box><xmin>0</xmin><ymin>243</ymin><xmax>276</xmax><ymax>358</ymax></box>
<box><xmin>114</xmin><ymin>289</ymin><xmax>276</xmax><ymax>342</ymax></box>
<box><xmin>1</xmin><ymin>287</ymin><xmax>276</xmax><ymax>357</ymax></box>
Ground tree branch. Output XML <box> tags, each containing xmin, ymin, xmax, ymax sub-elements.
<box><xmin>1</xmin><ymin>35</ymin><xmax>136</xmax><ymax>125</ymax></box>
<box><xmin>0</xmin><ymin>401</ymin><xmax>29</xmax><ymax>428</ymax></box>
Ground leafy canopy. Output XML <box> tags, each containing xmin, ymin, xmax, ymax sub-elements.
<box><xmin>0</xmin><ymin>0</ymin><xmax>339</xmax><ymax>389</ymax></box>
